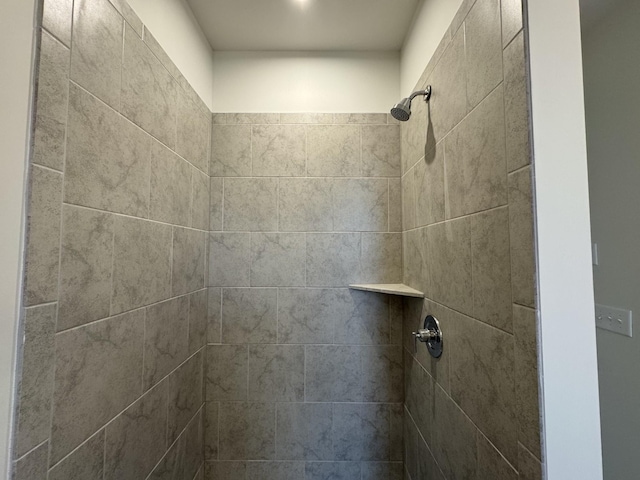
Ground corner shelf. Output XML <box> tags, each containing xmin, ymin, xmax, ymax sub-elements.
<box><xmin>348</xmin><ymin>283</ymin><xmax>424</xmax><ymax>298</ymax></box>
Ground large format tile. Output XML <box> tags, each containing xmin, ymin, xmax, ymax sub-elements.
<box><xmin>477</xmin><ymin>432</ymin><xmax>518</xmax><ymax>480</ymax></box>
<box><xmin>425</xmin><ymin>218</ymin><xmax>473</xmax><ymax>315</ymax></box>
<box><xmin>517</xmin><ymin>443</ymin><xmax>542</xmax><ymax>480</ymax></box>
<box><xmin>400</xmin><ymin>88</ymin><xmax>428</xmax><ymax>173</ymax></box>
<box><xmin>122</xmin><ymin>25</ymin><xmax>178</xmax><ymax>148</ymax></box>
<box><xmin>333</xmin><ymin>403</ymin><xmax>401</xmax><ymax>461</ymax></box>
<box><xmin>246</xmin><ymin>462</ymin><xmax>304</xmax><ymax>480</ymax></box>
<box><xmin>208</xmin><ymin>233</ymin><xmax>251</xmax><ymax>287</ymax></box>
<box><xmin>111</xmin><ymin>216</ymin><xmax>172</xmax><ymax>314</ymax></box>
<box><xmin>502</xmin><ymin>0</ymin><xmax>524</xmax><ymax>46</ymax></box>
<box><xmin>360</xmin><ymin>346</ymin><xmax>403</xmax><ymax>403</ymax></box>
<box><xmin>401</xmin><ymin>169</ymin><xmax>416</xmax><ymax>231</ymax></box>
<box><xmin>223</xmin><ymin>178</ymin><xmax>278</xmax><ymax>231</ymax></box>
<box><xmin>362</xmin><ymin>462</ymin><xmax>403</xmax><ymax>480</ymax></box>
<box><xmin>280</xmin><ymin>113</ymin><xmax>333</xmax><ymax>124</ymax></box>
<box><xmin>332</xmin><ymin>179</ymin><xmax>389</xmax><ymax>232</ymax></box>
<box><xmin>49</xmin><ymin>431</ymin><xmax>104</xmax><ymax>480</ymax></box>
<box><xmin>305</xmin><ymin>345</ymin><xmax>361</xmax><ymax>402</ymax></box>
<box><xmin>508</xmin><ymin>166</ymin><xmax>536</xmax><ymax>307</ymax></box>
<box><xmin>205</xmin><ymin>401</ymin><xmax>219</xmax><ymax>460</ymax></box>
<box><xmin>514</xmin><ymin>305</ymin><xmax>541</xmax><ymax>458</ymax></box>
<box><xmin>167</xmin><ymin>352</ymin><xmax>203</xmax><ymax>443</ymax></box>
<box><xmin>504</xmin><ymin>31</ymin><xmax>531</xmax><ymax>172</ymax></box>
<box><xmin>172</xmin><ymin>227</ymin><xmax>206</xmax><ymax>296</ymax></box>
<box><xmin>404</xmin><ymin>353</ymin><xmax>433</xmax><ymax>444</ymax></box>
<box><xmin>252</xmin><ymin>125</ymin><xmax>306</xmax><ymax>176</ymax></box>
<box><xmin>432</xmin><ymin>386</ymin><xmax>477</xmax><ymax>480</ymax></box>
<box><xmin>144</xmin><ymin>296</ymin><xmax>189</xmax><ymax>389</ymax></box>
<box><xmin>430</xmin><ymin>28</ymin><xmax>467</xmax><ymax>141</ymax></box>
<box><xmin>65</xmin><ymin>83</ymin><xmax>151</xmax><ymax>217</ymax></box>
<box><xmin>149</xmin><ymin>140</ymin><xmax>191</xmax><ymax>226</ymax></box>
<box><xmin>221</xmin><ymin>288</ymin><xmax>277</xmax><ymax>344</ymax></box>
<box><xmin>389</xmin><ymin>178</ymin><xmax>402</xmax><ymax>232</ymax></box>
<box><xmin>142</xmin><ymin>27</ymin><xmax>180</xmax><ymax>80</ymax></box>
<box><xmin>361</xmin><ymin>233</ymin><xmax>403</xmax><ymax>284</ymax></box>
<box><xmin>14</xmin><ymin>305</ymin><xmax>56</xmax><ymax>456</ymax></box>
<box><xmin>307</xmin><ymin>125</ymin><xmax>360</xmax><ymax>176</ymax></box>
<box><xmin>250</xmin><ymin>233</ymin><xmax>305</xmax><ymax>287</ymax></box>
<box><xmin>205</xmin><ymin>461</ymin><xmax>246</xmax><ymax>480</ymax></box>
<box><xmin>177</xmin><ymin>88</ymin><xmax>210</xmax><ymax>173</ymax></box>
<box><xmin>210</xmin><ymin>177</ymin><xmax>223</xmax><ymax>231</ymax></box>
<box><xmin>277</xmin><ymin>288</ymin><xmax>347</xmax><ymax>344</ymax></box>
<box><xmin>402</xmin><ymin>228</ymin><xmax>426</xmax><ymax>292</ymax></box>
<box><xmin>465</xmin><ymin>0</ymin><xmax>503</xmax><ymax>110</ymax></box>
<box><xmin>208</xmin><ymin>288</ymin><xmax>222</xmax><ymax>344</ymax></box>
<box><xmin>205</xmin><ymin>344</ymin><xmax>248</xmax><ymax>401</ymax></box>
<box><xmin>227</xmin><ymin>113</ymin><xmax>280</xmax><ymax>124</ymax></box>
<box><xmin>24</xmin><ymin>166</ymin><xmax>62</xmax><ymax>306</ymax></box>
<box><xmin>306</xmin><ymin>233</ymin><xmax>361</xmax><ymax>287</ymax></box>
<box><xmin>305</xmin><ymin>462</ymin><xmax>361</xmax><ymax>480</ymax></box>
<box><xmin>445</xmin><ymin>86</ymin><xmax>507</xmax><ymax>218</ymax></box>
<box><xmin>248</xmin><ymin>345</ymin><xmax>304</xmax><ymax>401</ymax></box>
<box><xmin>210</xmin><ymin>125</ymin><xmax>251</xmax><ymax>177</ymax></box>
<box><xmin>32</xmin><ymin>31</ymin><xmax>69</xmax><ymax>171</ymax></box>
<box><xmin>58</xmin><ymin>205</ymin><xmax>114</xmax><ymax>330</ymax></box>
<box><xmin>192</xmin><ymin>167</ymin><xmax>210</xmax><ymax>230</ymax></box>
<box><xmin>42</xmin><ymin>0</ymin><xmax>73</xmax><ymax>46</ymax></box>
<box><xmin>218</xmin><ymin>402</ymin><xmax>275</xmax><ymax>460</ymax></box>
<box><xmin>70</xmin><ymin>0</ymin><xmax>122</xmax><ymax>108</ymax></box>
<box><xmin>471</xmin><ymin>207</ymin><xmax>513</xmax><ymax>332</ymax></box>
<box><xmin>104</xmin><ymin>384</ymin><xmax>167</xmax><ymax>480</ymax></box>
<box><xmin>334</xmin><ymin>113</ymin><xmax>387</xmax><ymax>124</ymax></box>
<box><xmin>276</xmin><ymin>404</ymin><xmax>333</xmax><ymax>460</ymax></box>
<box><xmin>50</xmin><ymin>310</ymin><xmax>144</xmax><ymax>463</ymax></box>
<box><xmin>13</xmin><ymin>442</ymin><xmax>48</xmax><ymax>480</ymax></box>
<box><xmin>334</xmin><ymin>290</ymin><xmax>395</xmax><ymax>346</ymax></box>
<box><xmin>450</xmin><ymin>314</ymin><xmax>517</xmax><ymax>464</ymax></box>
<box><xmin>414</xmin><ymin>143</ymin><xmax>445</xmax><ymax>227</ymax></box>
<box><xmin>188</xmin><ymin>289</ymin><xmax>208</xmax><ymax>354</ymax></box>
<box><xmin>362</xmin><ymin>125</ymin><xmax>401</xmax><ymax>176</ymax></box>
<box><xmin>109</xmin><ymin>0</ymin><xmax>143</xmax><ymax>35</ymax></box>
<box><xmin>416</xmin><ymin>435</ymin><xmax>445</xmax><ymax>480</ymax></box>
<box><xmin>278</xmin><ymin>178</ymin><xmax>333</xmax><ymax>232</ymax></box>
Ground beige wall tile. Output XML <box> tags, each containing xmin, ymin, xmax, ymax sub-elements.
<box><xmin>276</xmin><ymin>403</ymin><xmax>332</xmax><ymax>460</ymax></box>
<box><xmin>210</xmin><ymin>177</ymin><xmax>223</xmax><ymax>231</ymax></box>
<box><xmin>401</xmin><ymin>169</ymin><xmax>416</xmax><ymax>231</ymax></box>
<box><xmin>414</xmin><ymin>143</ymin><xmax>445</xmax><ymax>227</ymax></box>
<box><xmin>389</xmin><ymin>178</ymin><xmax>402</xmax><ymax>232</ymax></box>
<box><xmin>149</xmin><ymin>140</ymin><xmax>191</xmax><ymax>226</ymax></box>
<box><xmin>333</xmin><ymin>113</ymin><xmax>387</xmax><ymax>124</ymax></box>
<box><xmin>445</xmin><ymin>86</ymin><xmax>507</xmax><ymax>218</ymax></box>
<box><xmin>307</xmin><ymin>125</ymin><xmax>360</xmax><ymax>176</ymax></box>
<box><xmin>280</xmin><ymin>113</ymin><xmax>333</xmax><ymax>124</ymax></box>
<box><xmin>362</xmin><ymin>125</ymin><xmax>401</xmax><ymax>177</ymax></box>
<box><xmin>401</xmin><ymin>94</ymin><xmax>428</xmax><ymax>173</ymax></box>
<box><xmin>252</xmin><ymin>125</ymin><xmax>306</xmax><ymax>177</ymax></box>
<box><xmin>207</xmin><ymin>287</ymin><xmax>222</xmax><ymax>344</ymax></box>
<box><xmin>465</xmin><ymin>0</ymin><xmax>503</xmax><ymax>110</ymax></box>
<box><xmin>504</xmin><ymin>31</ymin><xmax>532</xmax><ymax>172</ymax></box>
<box><xmin>518</xmin><ymin>443</ymin><xmax>542</xmax><ymax>479</ymax></box>
<box><xmin>50</xmin><ymin>310</ymin><xmax>144</xmax><ymax>463</ymax></box>
<box><xmin>32</xmin><ymin>31</ymin><xmax>69</xmax><ymax>171</ymax></box>
<box><xmin>477</xmin><ymin>431</ymin><xmax>518</xmax><ymax>480</ymax></box>
<box><xmin>306</xmin><ymin>233</ymin><xmax>362</xmax><ymax>287</ymax></box>
<box><xmin>42</xmin><ymin>0</ymin><xmax>73</xmax><ymax>46</ymax></box>
<box><xmin>111</xmin><ymin>216</ymin><xmax>172</xmax><ymax>314</ymax></box>
<box><xmin>58</xmin><ymin>206</ymin><xmax>114</xmax><ymax>330</ymax></box>
<box><xmin>70</xmin><ymin>0</ymin><xmax>122</xmax><ymax>108</ymax></box>
<box><xmin>218</xmin><ymin>402</ymin><xmax>275</xmax><ymax>460</ymax></box>
<box><xmin>508</xmin><ymin>166</ymin><xmax>536</xmax><ymax>307</ymax></box>
<box><xmin>122</xmin><ymin>25</ymin><xmax>178</xmax><ymax>148</ymax></box>
<box><xmin>109</xmin><ymin>0</ymin><xmax>143</xmax><ymax>36</ymax></box>
<box><xmin>14</xmin><ymin>305</ymin><xmax>56</xmax><ymax>457</ymax></box>
<box><xmin>250</xmin><ymin>233</ymin><xmax>305</xmax><ymax>287</ymax></box>
<box><xmin>227</xmin><ymin>113</ymin><xmax>280</xmax><ymax>124</ymax></box>
<box><xmin>502</xmin><ymin>0</ymin><xmax>524</xmax><ymax>47</ymax></box>
<box><xmin>223</xmin><ymin>178</ymin><xmax>278</xmax><ymax>231</ymax></box>
<box><xmin>208</xmin><ymin>233</ymin><xmax>251</xmax><ymax>287</ymax></box>
<box><xmin>13</xmin><ymin>442</ymin><xmax>48</xmax><ymax>480</ymax></box>
<box><xmin>279</xmin><ymin>178</ymin><xmax>333</xmax><ymax>232</ymax></box>
<box><xmin>221</xmin><ymin>288</ymin><xmax>277</xmax><ymax>344</ymax></box>
<box><xmin>361</xmin><ymin>233</ymin><xmax>402</xmax><ymax>284</ymax></box>
<box><xmin>210</xmin><ymin>124</ymin><xmax>251</xmax><ymax>177</ymax></box>
<box><xmin>191</xmin><ymin>166</ymin><xmax>210</xmax><ymax>230</ymax></box>
<box><xmin>24</xmin><ymin>166</ymin><xmax>62</xmax><ymax>306</ymax></box>
<box><xmin>188</xmin><ymin>290</ymin><xmax>207</xmax><ymax>354</ymax></box>
<box><xmin>471</xmin><ymin>207</ymin><xmax>513</xmax><ymax>332</ymax></box>
<box><xmin>167</xmin><ymin>351</ymin><xmax>202</xmax><ymax>442</ymax></box>
<box><xmin>172</xmin><ymin>227</ymin><xmax>206</xmax><ymax>296</ymax></box>
<box><xmin>177</xmin><ymin>88</ymin><xmax>211</xmax><ymax>173</ymax></box>
<box><xmin>65</xmin><ymin>84</ymin><xmax>151</xmax><ymax>217</ymax></box>
<box><xmin>49</xmin><ymin>431</ymin><xmax>105</xmax><ymax>480</ymax></box>
<box><xmin>248</xmin><ymin>345</ymin><xmax>305</xmax><ymax>401</ymax></box>
<box><xmin>205</xmin><ymin>345</ymin><xmax>248</xmax><ymax>401</ymax></box>
<box><xmin>333</xmin><ymin>179</ymin><xmax>388</xmax><ymax>232</ymax></box>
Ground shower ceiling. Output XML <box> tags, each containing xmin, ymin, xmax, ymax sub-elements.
<box><xmin>186</xmin><ymin>0</ymin><xmax>421</xmax><ymax>51</ymax></box>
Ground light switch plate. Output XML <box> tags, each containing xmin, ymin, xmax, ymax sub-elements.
<box><xmin>595</xmin><ymin>304</ymin><xmax>632</xmax><ymax>337</ymax></box>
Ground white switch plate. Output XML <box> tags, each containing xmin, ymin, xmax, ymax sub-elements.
<box><xmin>595</xmin><ymin>304</ymin><xmax>632</xmax><ymax>337</ymax></box>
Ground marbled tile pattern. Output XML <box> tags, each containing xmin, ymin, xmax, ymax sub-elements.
<box><xmin>206</xmin><ymin>112</ymin><xmax>403</xmax><ymax>477</ymax></box>
<box><xmin>401</xmin><ymin>0</ymin><xmax>541</xmax><ymax>478</ymax></box>
<box><xmin>16</xmin><ymin>6</ymin><xmax>210</xmax><ymax>478</ymax></box>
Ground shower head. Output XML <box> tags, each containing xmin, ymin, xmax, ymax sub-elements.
<box><xmin>390</xmin><ymin>85</ymin><xmax>432</xmax><ymax>122</ymax></box>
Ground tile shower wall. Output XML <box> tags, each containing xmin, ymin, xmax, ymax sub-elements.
<box><xmin>13</xmin><ymin>0</ymin><xmax>210</xmax><ymax>478</ymax></box>
<box><xmin>206</xmin><ymin>113</ymin><xmax>404</xmax><ymax>478</ymax></box>
<box><xmin>401</xmin><ymin>0</ymin><xmax>543</xmax><ymax>479</ymax></box>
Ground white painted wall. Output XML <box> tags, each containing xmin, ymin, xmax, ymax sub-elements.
<box><xmin>400</xmin><ymin>0</ymin><xmax>464</xmax><ymax>94</ymax></box>
<box><xmin>582</xmin><ymin>1</ymin><xmax>640</xmax><ymax>478</ymax></box>
<box><xmin>0</xmin><ymin>0</ymin><xmax>36</xmax><ymax>477</ymax></box>
<box><xmin>126</xmin><ymin>0</ymin><xmax>215</xmax><ymax>110</ymax></box>
<box><xmin>527</xmin><ymin>0</ymin><xmax>603</xmax><ymax>478</ymax></box>
<box><xmin>211</xmin><ymin>51</ymin><xmax>400</xmax><ymax>113</ymax></box>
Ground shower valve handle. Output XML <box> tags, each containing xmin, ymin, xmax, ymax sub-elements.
<box><xmin>411</xmin><ymin>315</ymin><xmax>443</xmax><ymax>359</ymax></box>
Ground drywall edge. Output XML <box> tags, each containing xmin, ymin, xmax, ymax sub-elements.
<box><xmin>0</xmin><ymin>0</ymin><xmax>36</xmax><ymax>477</ymax></box>
<box><xmin>527</xmin><ymin>0</ymin><xmax>604</xmax><ymax>477</ymax></box>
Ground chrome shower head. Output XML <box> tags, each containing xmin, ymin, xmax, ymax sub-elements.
<box><xmin>390</xmin><ymin>98</ymin><xmax>412</xmax><ymax>122</ymax></box>
<box><xmin>390</xmin><ymin>85</ymin><xmax>432</xmax><ymax>122</ymax></box>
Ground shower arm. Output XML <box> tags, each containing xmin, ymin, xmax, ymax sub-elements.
<box><xmin>408</xmin><ymin>85</ymin><xmax>432</xmax><ymax>102</ymax></box>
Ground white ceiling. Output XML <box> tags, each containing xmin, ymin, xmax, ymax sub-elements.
<box><xmin>186</xmin><ymin>0</ymin><xmax>421</xmax><ymax>51</ymax></box>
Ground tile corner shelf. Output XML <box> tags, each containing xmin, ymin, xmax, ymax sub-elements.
<box><xmin>348</xmin><ymin>283</ymin><xmax>425</xmax><ymax>298</ymax></box>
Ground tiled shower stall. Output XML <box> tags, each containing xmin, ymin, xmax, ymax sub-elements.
<box><xmin>11</xmin><ymin>0</ymin><xmax>542</xmax><ymax>479</ymax></box>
